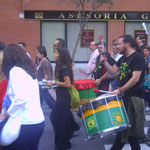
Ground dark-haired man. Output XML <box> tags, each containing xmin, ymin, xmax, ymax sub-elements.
<box><xmin>18</xmin><ymin>41</ymin><xmax>31</xmax><ymax>58</ymax></box>
<box><xmin>93</xmin><ymin>41</ymin><xmax>116</xmax><ymax>96</ymax></box>
<box><xmin>53</xmin><ymin>38</ymin><xmax>66</xmax><ymax>51</ymax></box>
<box><xmin>100</xmin><ymin>34</ymin><xmax>145</xmax><ymax>150</ymax></box>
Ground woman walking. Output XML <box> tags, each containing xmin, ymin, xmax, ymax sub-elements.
<box><xmin>0</xmin><ymin>44</ymin><xmax>45</xmax><ymax>150</ymax></box>
<box><xmin>36</xmin><ymin>45</ymin><xmax>55</xmax><ymax>109</ymax></box>
<box><xmin>47</xmin><ymin>47</ymin><xmax>80</xmax><ymax>150</ymax></box>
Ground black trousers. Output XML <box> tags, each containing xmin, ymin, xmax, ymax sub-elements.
<box><xmin>0</xmin><ymin>120</ymin><xmax>45</xmax><ymax>150</ymax></box>
<box><xmin>110</xmin><ymin>131</ymin><xmax>141</xmax><ymax>150</ymax></box>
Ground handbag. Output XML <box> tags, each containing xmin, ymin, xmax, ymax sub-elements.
<box><xmin>69</xmin><ymin>84</ymin><xmax>80</xmax><ymax>109</ymax></box>
<box><xmin>0</xmin><ymin>114</ymin><xmax>22</xmax><ymax>146</ymax></box>
<box><xmin>144</xmin><ymin>74</ymin><xmax>150</xmax><ymax>89</ymax></box>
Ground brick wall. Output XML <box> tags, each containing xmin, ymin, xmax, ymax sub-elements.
<box><xmin>22</xmin><ymin>0</ymin><xmax>150</xmax><ymax>11</ymax></box>
<box><xmin>0</xmin><ymin>0</ymin><xmax>40</xmax><ymax>61</ymax></box>
<box><xmin>108</xmin><ymin>21</ymin><xmax>125</xmax><ymax>53</ymax></box>
<box><xmin>0</xmin><ymin>0</ymin><xmax>150</xmax><ymax>61</ymax></box>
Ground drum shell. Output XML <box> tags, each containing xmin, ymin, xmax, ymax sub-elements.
<box><xmin>74</xmin><ymin>80</ymin><xmax>96</xmax><ymax>105</ymax></box>
<box><xmin>80</xmin><ymin>94</ymin><xmax>129</xmax><ymax>137</ymax></box>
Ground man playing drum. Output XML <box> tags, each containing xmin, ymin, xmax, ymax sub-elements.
<box><xmin>100</xmin><ymin>34</ymin><xmax>145</xmax><ymax>150</ymax></box>
<box><xmin>93</xmin><ymin>41</ymin><xmax>116</xmax><ymax>96</ymax></box>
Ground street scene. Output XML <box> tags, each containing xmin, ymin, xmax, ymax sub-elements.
<box><xmin>1</xmin><ymin>1</ymin><xmax>150</xmax><ymax>150</ymax></box>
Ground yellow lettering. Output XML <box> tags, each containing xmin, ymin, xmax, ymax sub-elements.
<box><xmin>68</xmin><ymin>13</ymin><xmax>74</xmax><ymax>19</ymax></box>
<box><xmin>94</xmin><ymin>13</ymin><xmax>101</xmax><ymax>19</ymax></box>
<box><xmin>141</xmin><ymin>13</ymin><xmax>148</xmax><ymax>20</ymax></box>
<box><xmin>58</xmin><ymin>13</ymin><xmax>65</xmax><ymax>19</ymax></box>
<box><xmin>120</xmin><ymin>14</ymin><xmax>127</xmax><ymax>20</ymax></box>
<box><xmin>35</xmin><ymin>12</ymin><xmax>43</xmax><ymax>19</ymax></box>
<box><xmin>77</xmin><ymin>13</ymin><xmax>80</xmax><ymax>19</ymax></box>
<box><xmin>113</xmin><ymin>13</ymin><xmax>117</xmax><ymax>19</ymax></box>
<box><xmin>104</xmin><ymin>13</ymin><xmax>110</xmax><ymax>19</ymax></box>
<box><xmin>86</xmin><ymin>13</ymin><xmax>91</xmax><ymax>19</ymax></box>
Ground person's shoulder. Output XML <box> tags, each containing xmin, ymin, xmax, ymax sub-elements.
<box><xmin>10</xmin><ymin>66</ymin><xmax>25</xmax><ymax>77</ymax></box>
<box><xmin>134</xmin><ymin>51</ymin><xmax>144</xmax><ymax>58</ymax></box>
<box><xmin>41</xmin><ymin>58</ymin><xmax>50</xmax><ymax>64</ymax></box>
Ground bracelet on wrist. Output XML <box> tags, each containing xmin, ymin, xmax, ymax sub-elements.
<box><xmin>52</xmin><ymin>80</ymin><xmax>55</xmax><ymax>85</ymax></box>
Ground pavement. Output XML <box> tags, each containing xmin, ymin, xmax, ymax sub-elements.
<box><xmin>38</xmin><ymin>89</ymin><xmax>150</xmax><ymax>150</ymax></box>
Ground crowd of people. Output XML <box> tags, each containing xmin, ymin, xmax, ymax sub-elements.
<box><xmin>0</xmin><ymin>34</ymin><xmax>150</xmax><ymax>150</ymax></box>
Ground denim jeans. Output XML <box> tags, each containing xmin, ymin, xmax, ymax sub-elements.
<box><xmin>39</xmin><ymin>87</ymin><xmax>55</xmax><ymax>109</ymax></box>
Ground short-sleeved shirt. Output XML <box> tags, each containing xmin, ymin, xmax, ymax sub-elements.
<box><xmin>93</xmin><ymin>53</ymin><xmax>116</xmax><ymax>80</ymax></box>
<box><xmin>58</xmin><ymin>66</ymin><xmax>69</xmax><ymax>82</ymax></box>
<box><xmin>92</xmin><ymin>53</ymin><xmax>116</xmax><ymax>89</ymax></box>
<box><xmin>36</xmin><ymin>58</ymin><xmax>53</xmax><ymax>81</ymax></box>
<box><xmin>117</xmin><ymin>51</ymin><xmax>145</xmax><ymax>96</ymax></box>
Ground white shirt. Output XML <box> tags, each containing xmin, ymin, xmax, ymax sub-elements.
<box><xmin>87</xmin><ymin>49</ymin><xmax>99</xmax><ymax>73</ymax></box>
<box><xmin>6</xmin><ymin>66</ymin><xmax>45</xmax><ymax>125</ymax></box>
<box><xmin>113</xmin><ymin>53</ymin><xmax>123</xmax><ymax>62</ymax></box>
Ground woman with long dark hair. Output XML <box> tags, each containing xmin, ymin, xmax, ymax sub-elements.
<box><xmin>47</xmin><ymin>47</ymin><xmax>79</xmax><ymax>150</ymax></box>
<box><xmin>0</xmin><ymin>44</ymin><xmax>45</xmax><ymax>150</ymax></box>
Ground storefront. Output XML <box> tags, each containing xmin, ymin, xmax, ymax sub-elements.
<box><xmin>0</xmin><ymin>0</ymin><xmax>150</xmax><ymax>78</ymax></box>
<box><xmin>24</xmin><ymin>10</ymin><xmax>150</xmax><ymax>62</ymax></box>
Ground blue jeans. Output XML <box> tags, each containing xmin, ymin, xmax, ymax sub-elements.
<box><xmin>39</xmin><ymin>87</ymin><xmax>55</xmax><ymax>109</ymax></box>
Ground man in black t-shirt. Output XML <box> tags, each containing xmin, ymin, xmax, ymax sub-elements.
<box><xmin>93</xmin><ymin>41</ymin><xmax>116</xmax><ymax>96</ymax></box>
<box><xmin>100</xmin><ymin>35</ymin><xmax>145</xmax><ymax>150</ymax></box>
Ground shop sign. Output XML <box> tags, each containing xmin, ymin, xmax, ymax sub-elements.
<box><xmin>135</xmin><ymin>30</ymin><xmax>147</xmax><ymax>46</ymax></box>
<box><xmin>24</xmin><ymin>11</ymin><xmax>150</xmax><ymax>21</ymax></box>
<box><xmin>81</xmin><ymin>30</ymin><xmax>94</xmax><ymax>47</ymax></box>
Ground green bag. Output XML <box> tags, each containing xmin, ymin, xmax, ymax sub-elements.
<box><xmin>69</xmin><ymin>84</ymin><xmax>80</xmax><ymax>109</ymax></box>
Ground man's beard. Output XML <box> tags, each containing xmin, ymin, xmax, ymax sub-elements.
<box><xmin>120</xmin><ymin>46</ymin><xmax>126</xmax><ymax>54</ymax></box>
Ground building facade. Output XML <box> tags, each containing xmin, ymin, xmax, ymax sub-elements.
<box><xmin>0</xmin><ymin>0</ymin><xmax>150</xmax><ymax>75</ymax></box>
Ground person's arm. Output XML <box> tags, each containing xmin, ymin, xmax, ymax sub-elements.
<box><xmin>112</xmin><ymin>71</ymin><xmax>142</xmax><ymax>95</ymax></box>
<box><xmin>6</xmin><ymin>67</ymin><xmax>29</xmax><ymax>118</ymax></box>
<box><xmin>44</xmin><ymin>74</ymin><xmax>49</xmax><ymax>80</ymax></box>
<box><xmin>95</xmin><ymin>72</ymin><xmax>108</xmax><ymax>86</ymax></box>
<box><xmin>100</xmin><ymin>54</ymin><xmax>119</xmax><ymax>75</ymax></box>
<box><xmin>87</xmin><ymin>60</ymin><xmax>96</xmax><ymax>74</ymax></box>
<box><xmin>47</xmin><ymin>76</ymin><xmax>71</xmax><ymax>88</ymax></box>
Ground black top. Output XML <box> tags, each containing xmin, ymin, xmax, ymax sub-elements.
<box><xmin>117</xmin><ymin>51</ymin><xmax>145</xmax><ymax>96</ymax></box>
<box><xmin>93</xmin><ymin>53</ymin><xmax>116</xmax><ymax>80</ymax></box>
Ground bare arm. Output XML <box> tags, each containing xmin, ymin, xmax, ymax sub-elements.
<box><xmin>44</xmin><ymin>74</ymin><xmax>49</xmax><ymax>80</ymax></box>
<box><xmin>103</xmin><ymin>61</ymin><xmax>119</xmax><ymax>75</ymax></box>
<box><xmin>100</xmin><ymin>54</ymin><xmax>119</xmax><ymax>75</ymax></box>
<box><xmin>47</xmin><ymin>76</ymin><xmax>71</xmax><ymax>88</ymax></box>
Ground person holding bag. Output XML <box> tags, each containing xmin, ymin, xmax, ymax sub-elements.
<box><xmin>47</xmin><ymin>47</ymin><xmax>80</xmax><ymax>150</ymax></box>
<box><xmin>0</xmin><ymin>44</ymin><xmax>45</xmax><ymax>150</ymax></box>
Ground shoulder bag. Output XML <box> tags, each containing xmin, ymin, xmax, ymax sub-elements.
<box><xmin>0</xmin><ymin>114</ymin><xmax>22</xmax><ymax>146</ymax></box>
<box><xmin>69</xmin><ymin>84</ymin><xmax>80</xmax><ymax>109</ymax></box>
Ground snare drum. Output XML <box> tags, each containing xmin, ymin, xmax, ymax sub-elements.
<box><xmin>73</xmin><ymin>80</ymin><xmax>96</xmax><ymax>105</ymax></box>
<box><xmin>80</xmin><ymin>94</ymin><xmax>130</xmax><ymax>139</ymax></box>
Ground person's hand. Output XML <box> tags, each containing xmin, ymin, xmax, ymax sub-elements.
<box><xmin>46</xmin><ymin>80</ymin><xmax>53</xmax><ymax>87</ymax></box>
<box><xmin>0</xmin><ymin>114</ymin><xmax>7</xmax><ymax>120</ymax></box>
<box><xmin>100</xmin><ymin>54</ymin><xmax>107</xmax><ymax>64</ymax></box>
<box><xmin>95</xmin><ymin>79</ymin><xmax>101</xmax><ymax>86</ymax></box>
<box><xmin>112</xmin><ymin>88</ymin><xmax>122</xmax><ymax>95</ymax></box>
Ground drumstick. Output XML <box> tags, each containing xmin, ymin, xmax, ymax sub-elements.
<box><xmin>93</xmin><ymin>88</ymin><xmax>112</xmax><ymax>94</ymax></box>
